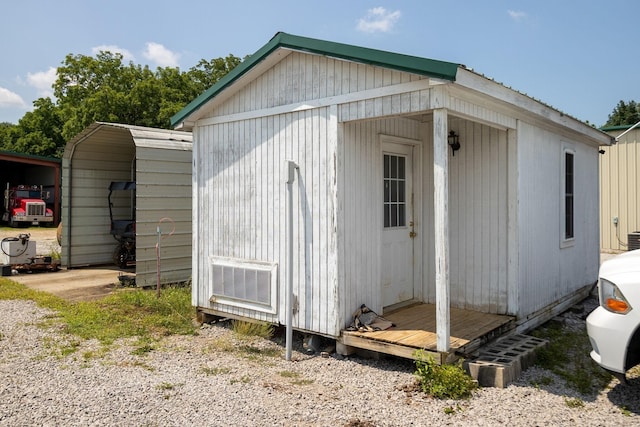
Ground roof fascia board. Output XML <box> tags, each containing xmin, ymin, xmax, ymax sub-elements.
<box><xmin>454</xmin><ymin>68</ymin><xmax>613</xmax><ymax>146</ymax></box>
<box><xmin>0</xmin><ymin>151</ymin><xmax>61</xmax><ymax>165</ymax></box>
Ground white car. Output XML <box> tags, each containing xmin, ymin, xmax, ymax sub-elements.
<box><xmin>587</xmin><ymin>249</ymin><xmax>640</xmax><ymax>382</ymax></box>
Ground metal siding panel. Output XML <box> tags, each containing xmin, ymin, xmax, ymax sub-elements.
<box><xmin>136</xmin><ymin>149</ymin><xmax>192</xmax><ymax>285</ymax></box>
<box><xmin>600</xmin><ymin>129</ymin><xmax>640</xmax><ymax>251</ymax></box>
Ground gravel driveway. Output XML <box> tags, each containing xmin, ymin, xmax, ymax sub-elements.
<box><xmin>1</xmin><ymin>297</ymin><xmax>639</xmax><ymax>426</ymax></box>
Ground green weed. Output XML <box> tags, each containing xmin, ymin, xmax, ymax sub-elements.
<box><xmin>156</xmin><ymin>382</ymin><xmax>181</xmax><ymax>391</ymax></box>
<box><xmin>414</xmin><ymin>350</ymin><xmax>478</xmax><ymax>400</ymax></box>
<box><xmin>278</xmin><ymin>370</ymin><xmax>314</xmax><ymax>385</ymax></box>
<box><xmin>238</xmin><ymin>345</ymin><xmax>280</xmax><ymax>360</ymax></box>
<box><xmin>230</xmin><ymin>375</ymin><xmax>252</xmax><ymax>384</ymax></box>
<box><xmin>565</xmin><ymin>397</ymin><xmax>585</xmax><ymax>408</ymax></box>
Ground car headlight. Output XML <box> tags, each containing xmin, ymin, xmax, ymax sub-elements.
<box><xmin>600</xmin><ymin>278</ymin><xmax>632</xmax><ymax>314</ymax></box>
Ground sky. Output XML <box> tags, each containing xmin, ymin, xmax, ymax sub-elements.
<box><xmin>1</xmin><ymin>1</ymin><xmax>638</xmax><ymax>127</ymax></box>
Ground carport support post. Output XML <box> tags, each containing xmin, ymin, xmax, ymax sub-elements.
<box><xmin>285</xmin><ymin>159</ymin><xmax>299</xmax><ymax>361</ymax></box>
<box><xmin>433</xmin><ymin>108</ymin><xmax>451</xmax><ymax>353</ymax></box>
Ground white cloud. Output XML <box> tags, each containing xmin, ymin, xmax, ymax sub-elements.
<box><xmin>26</xmin><ymin>67</ymin><xmax>56</xmax><ymax>97</ymax></box>
<box><xmin>357</xmin><ymin>7</ymin><xmax>401</xmax><ymax>33</ymax></box>
<box><xmin>142</xmin><ymin>42</ymin><xmax>180</xmax><ymax>67</ymax></box>
<box><xmin>0</xmin><ymin>87</ymin><xmax>27</xmax><ymax>109</ymax></box>
<box><xmin>508</xmin><ymin>10</ymin><xmax>527</xmax><ymax>21</ymax></box>
<box><xmin>91</xmin><ymin>45</ymin><xmax>136</xmax><ymax>62</ymax></box>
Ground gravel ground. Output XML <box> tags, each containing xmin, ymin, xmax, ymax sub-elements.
<box><xmin>1</xmin><ymin>298</ymin><xmax>639</xmax><ymax>426</ymax></box>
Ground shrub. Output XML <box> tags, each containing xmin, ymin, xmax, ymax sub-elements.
<box><xmin>414</xmin><ymin>350</ymin><xmax>478</xmax><ymax>399</ymax></box>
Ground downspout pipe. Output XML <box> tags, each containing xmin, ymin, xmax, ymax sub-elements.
<box><xmin>285</xmin><ymin>159</ymin><xmax>299</xmax><ymax>361</ymax></box>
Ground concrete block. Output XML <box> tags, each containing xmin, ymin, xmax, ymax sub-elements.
<box><xmin>467</xmin><ymin>358</ymin><xmax>522</xmax><ymax>388</ymax></box>
<box><xmin>466</xmin><ymin>334</ymin><xmax>548</xmax><ymax>388</ymax></box>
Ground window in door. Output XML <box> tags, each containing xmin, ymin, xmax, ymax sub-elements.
<box><xmin>383</xmin><ymin>154</ymin><xmax>406</xmax><ymax>228</ymax></box>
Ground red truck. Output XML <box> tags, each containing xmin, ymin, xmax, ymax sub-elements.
<box><xmin>2</xmin><ymin>184</ymin><xmax>54</xmax><ymax>227</ymax></box>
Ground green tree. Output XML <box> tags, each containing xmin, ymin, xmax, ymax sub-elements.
<box><xmin>2</xmin><ymin>98</ymin><xmax>64</xmax><ymax>157</ymax></box>
<box><xmin>188</xmin><ymin>54</ymin><xmax>243</xmax><ymax>94</ymax></box>
<box><xmin>3</xmin><ymin>50</ymin><xmax>243</xmax><ymax>157</ymax></box>
<box><xmin>0</xmin><ymin>122</ymin><xmax>17</xmax><ymax>150</ymax></box>
<box><xmin>53</xmin><ymin>52</ymin><xmax>164</xmax><ymax>140</ymax></box>
<box><xmin>605</xmin><ymin>100</ymin><xmax>640</xmax><ymax>127</ymax></box>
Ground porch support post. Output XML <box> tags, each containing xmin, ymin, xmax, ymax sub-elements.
<box><xmin>433</xmin><ymin>108</ymin><xmax>450</xmax><ymax>353</ymax></box>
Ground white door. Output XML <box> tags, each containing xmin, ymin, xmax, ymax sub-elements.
<box><xmin>381</xmin><ymin>143</ymin><xmax>416</xmax><ymax>308</ymax></box>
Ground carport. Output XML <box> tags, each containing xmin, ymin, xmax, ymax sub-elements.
<box><xmin>0</xmin><ymin>151</ymin><xmax>61</xmax><ymax>224</ymax></box>
<box><xmin>61</xmin><ymin>122</ymin><xmax>192</xmax><ymax>287</ymax></box>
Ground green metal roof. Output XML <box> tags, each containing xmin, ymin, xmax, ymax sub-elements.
<box><xmin>171</xmin><ymin>32</ymin><xmax>460</xmax><ymax>127</ymax></box>
<box><xmin>601</xmin><ymin>124</ymin><xmax>638</xmax><ymax>131</ymax></box>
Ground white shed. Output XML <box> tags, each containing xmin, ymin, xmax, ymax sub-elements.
<box><xmin>61</xmin><ymin>122</ymin><xmax>193</xmax><ymax>287</ymax></box>
<box><xmin>172</xmin><ymin>33</ymin><xmax>612</xmax><ymax>361</ymax></box>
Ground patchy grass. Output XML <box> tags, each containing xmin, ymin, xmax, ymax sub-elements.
<box><xmin>278</xmin><ymin>370</ymin><xmax>314</xmax><ymax>385</ymax></box>
<box><xmin>156</xmin><ymin>382</ymin><xmax>182</xmax><ymax>391</ymax></box>
<box><xmin>200</xmin><ymin>366</ymin><xmax>232</xmax><ymax>376</ymax></box>
<box><xmin>237</xmin><ymin>344</ymin><xmax>281</xmax><ymax>360</ymax></box>
<box><xmin>232</xmin><ymin>320</ymin><xmax>274</xmax><ymax>339</ymax></box>
<box><xmin>230</xmin><ymin>375</ymin><xmax>252</xmax><ymax>385</ymax></box>
<box><xmin>204</xmin><ymin>337</ymin><xmax>235</xmax><ymax>353</ymax></box>
<box><xmin>0</xmin><ymin>278</ymin><xmax>196</xmax><ymax>348</ymax></box>
<box><xmin>531</xmin><ymin>319</ymin><xmax>612</xmax><ymax>394</ymax></box>
<box><xmin>564</xmin><ymin>397</ymin><xmax>585</xmax><ymax>408</ymax></box>
<box><xmin>48</xmin><ymin>249</ymin><xmax>61</xmax><ymax>260</ymax></box>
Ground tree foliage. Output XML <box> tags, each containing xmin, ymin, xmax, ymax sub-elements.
<box><xmin>0</xmin><ymin>51</ymin><xmax>243</xmax><ymax>158</ymax></box>
<box><xmin>605</xmin><ymin>100</ymin><xmax>640</xmax><ymax>127</ymax></box>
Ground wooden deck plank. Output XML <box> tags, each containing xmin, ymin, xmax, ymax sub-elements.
<box><xmin>341</xmin><ymin>303</ymin><xmax>514</xmax><ymax>361</ymax></box>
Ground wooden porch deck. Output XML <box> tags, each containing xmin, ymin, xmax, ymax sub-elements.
<box><xmin>339</xmin><ymin>303</ymin><xmax>515</xmax><ymax>364</ymax></box>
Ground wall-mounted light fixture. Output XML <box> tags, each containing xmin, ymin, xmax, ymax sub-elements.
<box><xmin>448</xmin><ymin>131</ymin><xmax>461</xmax><ymax>156</ymax></box>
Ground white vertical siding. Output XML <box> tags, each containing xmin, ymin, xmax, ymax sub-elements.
<box><xmin>420</xmin><ymin>119</ymin><xmax>510</xmax><ymax>313</ymax></box>
<box><xmin>207</xmin><ymin>51</ymin><xmax>428</xmax><ymax>122</ymax></box>
<box><xmin>518</xmin><ymin>121</ymin><xmax>599</xmax><ymax>317</ymax></box>
<box><xmin>195</xmin><ymin>107</ymin><xmax>339</xmax><ymax>335</ymax></box>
